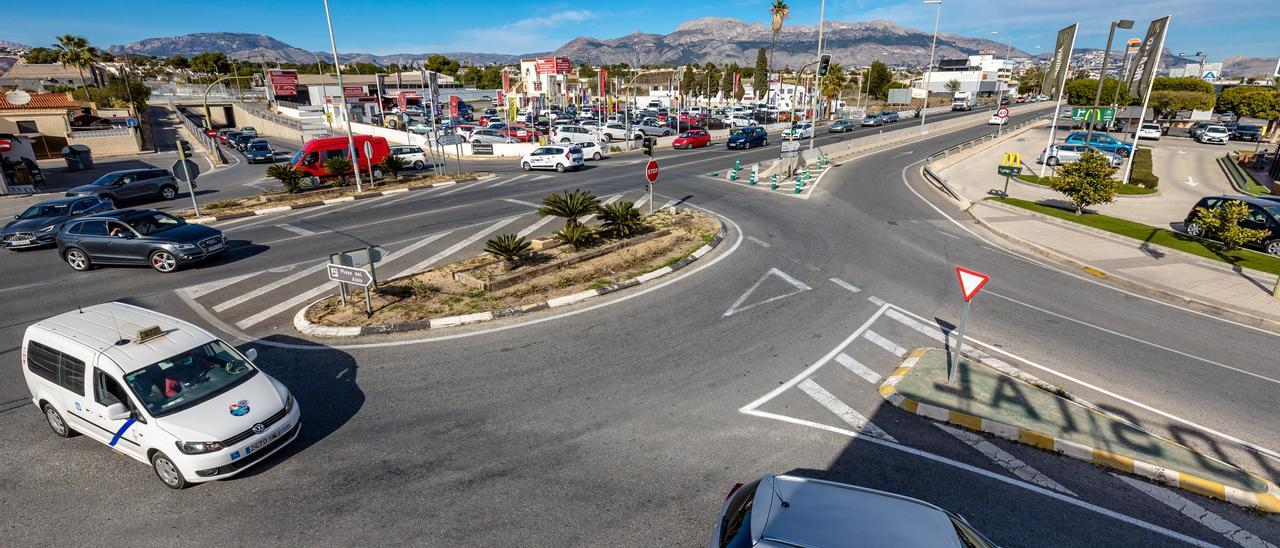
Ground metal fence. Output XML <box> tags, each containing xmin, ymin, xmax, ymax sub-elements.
<box><xmin>168</xmin><ymin>100</ymin><xmax>228</xmax><ymax>165</ymax></box>
<box><xmin>922</xmin><ymin>114</ymin><xmax>1049</xmax><ymax>202</ymax></box>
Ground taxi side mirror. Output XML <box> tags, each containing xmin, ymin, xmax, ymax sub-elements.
<box><xmin>106</xmin><ymin>402</ymin><xmax>131</xmax><ymax>421</ymax></box>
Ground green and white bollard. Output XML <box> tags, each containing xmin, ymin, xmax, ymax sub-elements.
<box><xmin>749</xmin><ymin>167</ymin><xmax>757</xmax><ymax>185</ymax></box>
<box><xmin>734</xmin><ymin>158</ymin><xmax>741</xmax><ymax>171</ymax></box>
<box><xmin>771</xmin><ymin>175</ymin><xmax>778</xmax><ymax>190</ymax></box>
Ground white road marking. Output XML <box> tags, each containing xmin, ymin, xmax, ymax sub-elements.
<box><xmin>746</xmin><ymin>235</ymin><xmax>771</xmax><ymax>248</ymax></box>
<box><xmin>659</xmin><ymin>199</ymin><xmax>679</xmax><ymax>210</ymax></box>
<box><xmin>532</xmin><ymin>175</ymin><xmax>553</xmax><ymax>181</ymax></box>
<box><xmin>829</xmin><ymin>277</ymin><xmax>861</xmax><ymax>294</ymax></box>
<box><xmin>1113</xmin><ymin>474</ymin><xmax>1275</xmax><ymax>548</ymax></box>
<box><xmin>834</xmin><ymin>352</ymin><xmax>881</xmax><ymax>384</ymax></box>
<box><xmin>504</xmin><ymin>198</ymin><xmax>543</xmax><ymax>208</ymax></box>
<box><xmin>862</xmin><ymin>330</ymin><xmax>907</xmax><ymax>357</ymax></box>
<box><xmin>391</xmin><ymin>216</ymin><xmax>520</xmax><ymax>279</ymax></box>
<box><xmin>798</xmin><ymin>379</ymin><xmax>897</xmax><ymax>442</ymax></box>
<box><xmin>276</xmin><ymin>223</ymin><xmax>315</xmax><ymax>237</ymax></box>
<box><xmin>892</xmin><ymin>150</ymin><xmax>915</xmax><ymax>158</ymax></box>
<box><xmin>634</xmin><ymin>193</ymin><xmax>650</xmax><ymax>209</ymax></box>
<box><xmin>578</xmin><ymin>194</ymin><xmax>622</xmax><ymax>224</ymax></box>
<box><xmin>1185</xmin><ymin>176</ymin><xmax>1198</xmax><ymax>187</ymax></box>
<box><xmin>868</xmin><ymin>295</ymin><xmax>887</xmax><ymax>306</ymax></box>
<box><xmin>723</xmin><ymin>267</ymin><xmax>812</xmax><ymax>317</ymax></box>
<box><xmin>213</xmin><ymin>262</ymin><xmax>328</xmax><ymax>312</ymax></box>
<box><xmin>935</xmin><ymin>423</ymin><xmax>1078</xmax><ymax>496</ymax></box>
<box><xmin>487</xmin><ymin>174</ymin><xmax>528</xmax><ymax>188</ymax></box>
<box><xmin>432</xmin><ymin>182</ymin><xmax>474</xmax><ymax>198</ymax></box>
<box><xmin>516</xmin><ymin>215</ymin><xmax>558</xmax><ymax>238</ymax></box>
<box><xmin>938</xmin><ymin>230</ymin><xmax>961</xmax><ymax>240</ymax></box>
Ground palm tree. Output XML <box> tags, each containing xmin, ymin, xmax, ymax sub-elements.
<box><xmin>598</xmin><ymin>201</ymin><xmax>644</xmax><ymax>238</ymax></box>
<box><xmin>378</xmin><ymin>155</ymin><xmax>407</xmax><ymax>179</ymax></box>
<box><xmin>484</xmin><ymin>234</ymin><xmax>532</xmax><ymax>267</ymax></box>
<box><xmin>266</xmin><ymin>164</ymin><xmax>304</xmax><ymax>193</ymax></box>
<box><xmin>323</xmin><ymin>156</ymin><xmax>354</xmax><ymax>187</ymax></box>
<box><xmin>768</xmin><ymin>0</ymin><xmax>791</xmax><ymax>103</ymax></box>
<box><xmin>538</xmin><ymin>189</ymin><xmax>600</xmax><ymax>230</ymax></box>
<box><xmin>53</xmin><ymin>34</ymin><xmax>96</xmax><ymax>91</ymax></box>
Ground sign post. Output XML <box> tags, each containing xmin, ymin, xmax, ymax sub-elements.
<box><xmin>997</xmin><ymin>152</ymin><xmax>1022</xmax><ymax>196</ymax></box>
<box><xmin>363</xmin><ymin>140</ymin><xmax>375</xmax><ymax>186</ymax></box>
<box><xmin>950</xmin><ymin>267</ymin><xmax>990</xmax><ymax>385</ymax></box>
<box><xmin>995</xmin><ymin>106</ymin><xmax>1009</xmax><ymax>137</ymax></box>
<box><xmin>644</xmin><ymin>159</ymin><xmax>659</xmax><ymax>214</ymax></box>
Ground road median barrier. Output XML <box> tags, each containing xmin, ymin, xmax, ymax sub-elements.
<box><xmin>881</xmin><ymin>348</ymin><xmax>1280</xmax><ymax>513</ymax></box>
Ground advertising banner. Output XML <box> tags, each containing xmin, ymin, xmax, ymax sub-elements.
<box><xmin>598</xmin><ymin>68</ymin><xmax>608</xmax><ymax>99</ymax></box>
<box><xmin>1125</xmin><ymin>16</ymin><xmax>1171</xmax><ymax>100</ymax></box>
<box><xmin>449</xmin><ymin>95</ymin><xmax>460</xmax><ymax>117</ymax></box>
<box><xmin>1046</xmin><ymin>24</ymin><xmax>1077</xmax><ymax>100</ymax></box>
<box><xmin>343</xmin><ymin>85</ymin><xmax>365</xmax><ymax>96</ymax></box>
<box><xmin>268</xmin><ymin>69</ymin><xmax>298</xmax><ymax>96</ymax></box>
<box><xmin>535</xmin><ymin>57</ymin><xmax>572</xmax><ymax>75</ymax></box>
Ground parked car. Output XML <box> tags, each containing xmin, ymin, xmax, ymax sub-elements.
<box><xmin>1196</xmin><ymin>125</ymin><xmax>1231</xmax><ymax>145</ymax></box>
<box><xmin>1233</xmin><ymin>125</ymin><xmax>1263</xmax><ymax>142</ymax></box>
<box><xmin>1184</xmin><ymin>195</ymin><xmax>1280</xmax><ymax>256</ymax></box>
<box><xmin>1037</xmin><ymin>144</ymin><xmax>1124</xmax><ymax>167</ymax></box>
<box><xmin>22</xmin><ymin>301</ymin><xmax>300</xmax><ymax>489</ymax></box>
<box><xmin>629</xmin><ymin>120</ymin><xmax>672</xmax><ymax>138</ymax></box>
<box><xmin>56</xmin><ymin>209</ymin><xmax>227</xmax><ymax>273</ymax></box>
<box><xmin>861</xmin><ymin>114</ymin><xmax>884</xmax><ymax>127</ymax></box>
<box><xmin>520</xmin><ymin>146</ymin><xmax>584</xmax><ymax>172</ymax></box>
<box><xmin>672</xmin><ymin>129</ymin><xmax>712</xmax><ymax>149</ymax></box>
<box><xmin>243</xmin><ymin>139</ymin><xmax>275</xmax><ymax>164</ymax></box>
<box><xmin>470</xmin><ymin>128</ymin><xmax>518</xmax><ymax>144</ymax></box>
<box><xmin>726</xmin><ymin>126</ymin><xmax>768</xmax><ymax>149</ymax></box>
<box><xmin>1062</xmin><ymin>132</ymin><xmax>1137</xmax><ymax>157</ymax></box>
<box><xmin>502</xmin><ymin>125</ymin><xmax>542</xmax><ymax>142</ymax></box>
<box><xmin>1136</xmin><ymin>123</ymin><xmax>1162</xmax><ymax>140</ymax></box>
<box><xmin>65</xmin><ymin>168</ymin><xmax>182</xmax><ymax>207</ymax></box>
<box><xmin>710</xmin><ymin>475</ymin><xmax>997</xmax><ymax>548</ymax></box>
<box><xmin>727</xmin><ymin>115</ymin><xmax>754</xmax><ymax>128</ymax></box>
<box><xmin>551</xmin><ymin>125</ymin><xmax>599</xmax><ymax>145</ymax></box>
<box><xmin>576</xmin><ymin>140</ymin><xmax>605</xmax><ymax>161</ymax></box>
<box><xmin>783</xmin><ymin>122</ymin><xmax>814</xmax><ymax>140</ymax></box>
<box><xmin>878</xmin><ymin>110</ymin><xmax>900</xmax><ymax>123</ymax></box>
<box><xmin>3</xmin><ymin>196</ymin><xmax>112</xmax><ymax>249</ymax></box>
<box><xmin>1189</xmin><ymin>121</ymin><xmax>1213</xmax><ymax>139</ymax></box>
<box><xmin>598</xmin><ymin>123</ymin><xmax>629</xmax><ymax>142</ymax></box>
<box><xmin>389</xmin><ymin>145</ymin><xmax>428</xmax><ymax>170</ymax></box>
<box><xmin>828</xmin><ymin>118</ymin><xmax>857</xmax><ymax>133</ymax></box>
<box><xmin>1218</xmin><ymin>111</ymin><xmax>1237</xmax><ymax>124</ymax></box>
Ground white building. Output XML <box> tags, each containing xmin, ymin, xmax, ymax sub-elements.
<box><xmin>915</xmin><ymin>54</ymin><xmax>1014</xmax><ymax>97</ymax></box>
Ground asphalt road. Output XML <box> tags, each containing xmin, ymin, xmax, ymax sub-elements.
<box><xmin>2</xmin><ymin>103</ymin><xmax>1277</xmax><ymax>547</ymax></box>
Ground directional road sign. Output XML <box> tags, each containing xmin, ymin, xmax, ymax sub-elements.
<box><xmin>327</xmin><ymin>264</ymin><xmax>373</xmax><ymax>287</ymax></box>
<box><xmin>645</xmin><ymin>159</ymin><xmax>659</xmax><ymax>183</ymax></box>
<box><xmin>780</xmin><ymin>140</ymin><xmax>800</xmax><ymax>158</ymax></box>
<box><xmin>437</xmin><ymin>134</ymin><xmax>464</xmax><ymax>146</ymax></box>
<box><xmin>956</xmin><ymin>267</ymin><xmax>990</xmax><ymax>302</ymax></box>
<box><xmin>170</xmin><ymin>159</ymin><xmax>200</xmax><ymax>181</ymax></box>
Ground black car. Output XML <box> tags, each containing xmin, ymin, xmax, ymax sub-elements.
<box><xmin>2</xmin><ymin>196</ymin><xmax>111</xmax><ymax>249</ymax></box>
<box><xmin>222</xmin><ymin>130</ymin><xmax>242</xmax><ymax>147</ymax></box>
<box><xmin>1232</xmin><ymin>125</ymin><xmax>1262</xmax><ymax>141</ymax></box>
<box><xmin>56</xmin><ymin>209</ymin><xmax>227</xmax><ymax>273</ymax></box>
<box><xmin>727</xmin><ymin>126</ymin><xmax>768</xmax><ymax>149</ymax></box>
<box><xmin>243</xmin><ymin>139</ymin><xmax>275</xmax><ymax>163</ymax></box>
<box><xmin>1184</xmin><ymin>195</ymin><xmax>1280</xmax><ymax>256</ymax></box>
<box><xmin>232</xmin><ymin>134</ymin><xmax>255</xmax><ymax>151</ymax></box>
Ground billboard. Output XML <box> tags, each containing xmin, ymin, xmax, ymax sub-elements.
<box><xmin>1045</xmin><ymin>24</ymin><xmax>1078</xmax><ymax>100</ymax></box>
<box><xmin>1125</xmin><ymin>16</ymin><xmax>1171</xmax><ymax>101</ymax></box>
<box><xmin>535</xmin><ymin>57</ymin><xmax>572</xmax><ymax>75</ymax></box>
<box><xmin>342</xmin><ymin>85</ymin><xmax>365</xmax><ymax>96</ymax></box>
<box><xmin>268</xmin><ymin>69</ymin><xmax>298</xmax><ymax>96</ymax></box>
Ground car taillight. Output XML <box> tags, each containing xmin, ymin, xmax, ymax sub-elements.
<box><xmin>565</xmin><ymin>152</ymin><xmax>571</xmax><ymax>161</ymax></box>
<box><xmin>725</xmin><ymin>483</ymin><xmax>744</xmax><ymax>501</ymax></box>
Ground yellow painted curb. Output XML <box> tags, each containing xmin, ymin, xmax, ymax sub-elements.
<box><xmin>879</xmin><ymin>348</ymin><xmax>1280</xmax><ymax>513</ymax></box>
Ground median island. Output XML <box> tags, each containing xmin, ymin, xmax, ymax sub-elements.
<box><xmin>304</xmin><ymin>190</ymin><xmax>722</xmax><ymax>329</ymax></box>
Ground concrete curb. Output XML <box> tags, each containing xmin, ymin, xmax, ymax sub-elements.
<box><xmin>294</xmin><ymin>215</ymin><xmax>728</xmax><ymax>337</ymax></box>
<box><xmin>881</xmin><ymin>348</ymin><xmax>1280</xmax><ymax>513</ymax></box>
<box><xmin>184</xmin><ymin>173</ymin><xmax>488</xmax><ymax>224</ymax></box>
<box><xmin>970</xmin><ymin>200</ymin><xmax>1280</xmax><ymax>333</ymax></box>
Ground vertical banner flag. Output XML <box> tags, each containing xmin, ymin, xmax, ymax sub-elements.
<box><xmin>598</xmin><ymin>68</ymin><xmax>608</xmax><ymax>100</ymax></box>
<box><xmin>1125</xmin><ymin>16</ymin><xmax>1171</xmax><ymax>101</ymax></box>
<box><xmin>733</xmin><ymin>72</ymin><xmax>741</xmax><ymax>98</ymax></box>
<box><xmin>1046</xmin><ymin>24</ymin><xmax>1077</xmax><ymax>100</ymax></box>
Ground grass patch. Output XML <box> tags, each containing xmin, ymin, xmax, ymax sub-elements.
<box><xmin>1015</xmin><ymin>173</ymin><xmax>1156</xmax><ymax>195</ymax></box>
<box><xmin>991</xmin><ymin>197</ymin><xmax>1280</xmax><ymax>275</ymax></box>
<box><xmin>1229</xmin><ymin>152</ymin><xmax>1272</xmax><ymax>196</ymax></box>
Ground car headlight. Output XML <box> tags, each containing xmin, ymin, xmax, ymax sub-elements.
<box><xmin>37</xmin><ymin>225</ymin><xmax>57</xmax><ymax>234</ymax></box>
<box><xmin>284</xmin><ymin>393</ymin><xmax>295</xmax><ymax>413</ymax></box>
<box><xmin>173</xmin><ymin>242</ymin><xmax>199</xmax><ymax>251</ymax></box>
<box><xmin>176</xmin><ymin>440</ymin><xmax>224</xmax><ymax>454</ymax></box>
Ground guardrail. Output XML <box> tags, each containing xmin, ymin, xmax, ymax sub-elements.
<box><xmin>922</xmin><ymin>114</ymin><xmax>1049</xmax><ymax>202</ymax></box>
<box><xmin>168</xmin><ymin>100</ymin><xmax>228</xmax><ymax>165</ymax></box>
<box><xmin>235</xmin><ymin>100</ymin><xmax>303</xmax><ymax>131</ymax></box>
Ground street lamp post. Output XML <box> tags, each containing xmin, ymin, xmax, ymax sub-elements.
<box><xmin>202</xmin><ymin>75</ymin><xmax>253</xmax><ymax>130</ymax></box>
<box><xmin>919</xmin><ymin>0</ymin><xmax>942</xmax><ymax>131</ymax></box>
<box><xmin>809</xmin><ymin>0</ymin><xmax>826</xmax><ymax>151</ymax></box>
<box><xmin>1085</xmin><ymin>19</ymin><xmax>1133</xmax><ymax>145</ymax></box>
<box><xmin>322</xmin><ymin>0</ymin><xmax>363</xmax><ymax>192</ymax></box>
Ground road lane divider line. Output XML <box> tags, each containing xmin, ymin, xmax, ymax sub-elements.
<box><xmin>276</xmin><ymin>223</ymin><xmax>315</xmax><ymax>237</ymax></box>
<box><xmin>515</xmin><ymin>216</ymin><xmax>557</xmax><ymax>239</ymax></box>
<box><xmin>829</xmin><ymin>277</ymin><xmax>860</xmax><ymax>293</ymax></box>
<box><xmin>183</xmin><ymin>271</ymin><xmax>262</xmax><ymax>300</ymax></box>
<box><xmin>835</xmin><ymin>352</ymin><xmax>882</xmax><ymax>384</ymax></box>
<box><xmin>863</xmin><ymin>330</ymin><xmax>907</xmax><ymax>357</ymax></box>
<box><xmin>504</xmin><ymin>198</ymin><xmax>542</xmax><ymax>208</ymax></box>
<box><xmin>798</xmin><ymin>379</ymin><xmax>897</xmax><ymax>442</ymax></box>
<box><xmin>1113</xmin><ymin>474</ymin><xmax>1276</xmax><ymax>548</ymax></box>
<box><xmin>213</xmin><ymin>262</ymin><xmax>328</xmax><ymax>312</ymax></box>
<box><xmin>936</xmin><ymin>423</ymin><xmax>1078</xmax><ymax>496</ymax></box>
<box><xmin>579</xmin><ymin>194</ymin><xmax>623</xmax><ymax>224</ymax></box>
<box><xmin>391</xmin><ymin>216</ymin><xmax>521</xmax><ymax>279</ymax></box>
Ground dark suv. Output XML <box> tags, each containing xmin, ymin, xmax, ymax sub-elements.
<box><xmin>727</xmin><ymin>126</ymin><xmax>768</xmax><ymax>149</ymax></box>
<box><xmin>56</xmin><ymin>209</ymin><xmax>227</xmax><ymax>273</ymax></box>
<box><xmin>65</xmin><ymin>168</ymin><xmax>181</xmax><ymax>207</ymax></box>
<box><xmin>1184</xmin><ymin>195</ymin><xmax>1280</xmax><ymax>256</ymax></box>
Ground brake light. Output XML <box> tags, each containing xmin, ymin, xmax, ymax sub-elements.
<box><xmin>565</xmin><ymin>152</ymin><xmax>571</xmax><ymax>161</ymax></box>
<box><xmin>725</xmin><ymin>483</ymin><xmax>744</xmax><ymax>501</ymax></box>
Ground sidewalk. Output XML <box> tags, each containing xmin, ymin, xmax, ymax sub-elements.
<box><xmin>970</xmin><ymin>199</ymin><xmax>1280</xmax><ymax>330</ymax></box>
<box><xmin>881</xmin><ymin>348</ymin><xmax>1280</xmax><ymax>512</ymax></box>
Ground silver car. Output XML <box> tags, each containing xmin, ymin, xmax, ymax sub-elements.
<box><xmin>468</xmin><ymin>128</ymin><xmax>517</xmax><ymax>144</ymax></box>
<box><xmin>65</xmin><ymin>168</ymin><xmax>182</xmax><ymax>207</ymax></box>
<box><xmin>710</xmin><ymin>475</ymin><xmax>996</xmax><ymax>548</ymax></box>
<box><xmin>1038</xmin><ymin>144</ymin><xmax>1123</xmax><ymax>167</ymax></box>
<box><xmin>861</xmin><ymin>114</ymin><xmax>884</xmax><ymax>127</ymax></box>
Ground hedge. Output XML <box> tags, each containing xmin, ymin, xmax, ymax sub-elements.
<box><xmin>1129</xmin><ymin>147</ymin><xmax>1159</xmax><ymax>189</ymax></box>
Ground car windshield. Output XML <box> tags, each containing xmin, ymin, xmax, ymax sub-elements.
<box><xmin>680</xmin><ymin>131</ymin><xmax>697</xmax><ymax>138</ymax></box>
<box><xmin>18</xmin><ymin>203</ymin><xmax>70</xmax><ymax>219</ymax></box>
<box><xmin>90</xmin><ymin>173</ymin><xmax>124</xmax><ymax>186</ymax></box>
<box><xmin>250</xmin><ymin>143</ymin><xmax>270</xmax><ymax>151</ymax></box>
<box><xmin>123</xmin><ymin>339</ymin><xmax>259</xmax><ymax>417</ymax></box>
<box><xmin>1238</xmin><ymin>125</ymin><xmax>1261</xmax><ymax>131</ymax></box>
<box><xmin>125</xmin><ymin>211</ymin><xmax>185</xmax><ymax>235</ymax></box>
<box><xmin>1262</xmin><ymin>204</ymin><xmax>1280</xmax><ymax>218</ymax></box>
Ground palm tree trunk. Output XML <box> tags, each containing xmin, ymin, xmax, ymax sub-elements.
<box><xmin>768</xmin><ymin>33</ymin><xmax>777</xmax><ymax>104</ymax></box>
<box><xmin>75</xmin><ymin>66</ymin><xmax>88</xmax><ymax>93</ymax></box>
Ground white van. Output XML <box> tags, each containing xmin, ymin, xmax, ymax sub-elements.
<box><xmin>22</xmin><ymin>302</ymin><xmax>300</xmax><ymax>489</ymax></box>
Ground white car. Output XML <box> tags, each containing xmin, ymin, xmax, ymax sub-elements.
<box><xmin>551</xmin><ymin>125</ymin><xmax>599</xmax><ymax>145</ymax></box>
<box><xmin>22</xmin><ymin>302</ymin><xmax>300</xmax><ymax>489</ymax></box>
<box><xmin>1196</xmin><ymin>125</ymin><xmax>1230</xmax><ymax>145</ymax></box>
<box><xmin>629</xmin><ymin>120</ymin><xmax>672</xmax><ymax>137</ymax></box>
<box><xmin>728</xmin><ymin>116</ymin><xmax>754</xmax><ymax>128</ymax></box>
<box><xmin>598</xmin><ymin>123</ymin><xmax>629</xmax><ymax>142</ymax></box>
<box><xmin>389</xmin><ymin>145</ymin><xmax>428</xmax><ymax>169</ymax></box>
<box><xmin>1136</xmin><ymin>123</ymin><xmax>1162</xmax><ymax>140</ymax></box>
<box><xmin>576</xmin><ymin>140</ymin><xmax>606</xmax><ymax>161</ymax></box>
<box><xmin>783</xmin><ymin>122</ymin><xmax>814</xmax><ymax>140</ymax></box>
<box><xmin>987</xmin><ymin>114</ymin><xmax>1008</xmax><ymax>125</ymax></box>
<box><xmin>520</xmin><ymin>145</ymin><xmax>584</xmax><ymax>172</ymax></box>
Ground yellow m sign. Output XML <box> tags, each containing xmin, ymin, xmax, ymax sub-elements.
<box><xmin>1001</xmin><ymin>152</ymin><xmax>1022</xmax><ymax>168</ymax></box>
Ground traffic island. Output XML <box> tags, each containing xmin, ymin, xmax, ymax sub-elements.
<box><xmin>880</xmin><ymin>348</ymin><xmax>1280</xmax><ymax>513</ymax></box>
<box><xmin>296</xmin><ymin>208</ymin><xmax>726</xmax><ymax>336</ymax></box>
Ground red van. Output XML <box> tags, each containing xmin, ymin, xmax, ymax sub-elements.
<box><xmin>289</xmin><ymin>135</ymin><xmax>391</xmax><ymax>180</ymax></box>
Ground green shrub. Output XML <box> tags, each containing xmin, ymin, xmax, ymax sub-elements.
<box><xmin>483</xmin><ymin>233</ymin><xmax>532</xmax><ymax>267</ymax></box>
<box><xmin>1129</xmin><ymin>148</ymin><xmax>1159</xmax><ymax>189</ymax></box>
<box><xmin>554</xmin><ymin>224</ymin><xmax>596</xmax><ymax>250</ymax></box>
<box><xmin>597</xmin><ymin>201</ymin><xmax>644</xmax><ymax>238</ymax></box>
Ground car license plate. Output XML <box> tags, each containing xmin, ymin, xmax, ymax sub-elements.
<box><xmin>245</xmin><ymin>425</ymin><xmax>286</xmax><ymax>454</ymax></box>
<box><xmin>207</xmin><ymin>242</ymin><xmax>225</xmax><ymax>251</ymax></box>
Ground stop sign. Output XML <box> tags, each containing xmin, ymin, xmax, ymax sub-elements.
<box><xmin>645</xmin><ymin>159</ymin><xmax>659</xmax><ymax>183</ymax></box>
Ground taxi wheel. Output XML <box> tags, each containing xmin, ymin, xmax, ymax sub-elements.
<box><xmin>42</xmin><ymin>403</ymin><xmax>74</xmax><ymax>438</ymax></box>
<box><xmin>151</xmin><ymin>451</ymin><xmax>188</xmax><ymax>489</ymax></box>
<box><xmin>522</xmin><ymin>162</ymin><xmax>532</xmax><ymax>171</ymax></box>
<box><xmin>555</xmin><ymin>163</ymin><xmax>566</xmax><ymax>173</ymax></box>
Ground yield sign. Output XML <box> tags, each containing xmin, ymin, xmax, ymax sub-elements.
<box><xmin>956</xmin><ymin>267</ymin><xmax>990</xmax><ymax>302</ymax></box>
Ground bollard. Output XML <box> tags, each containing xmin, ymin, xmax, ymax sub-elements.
<box><xmin>771</xmin><ymin>175</ymin><xmax>778</xmax><ymax>190</ymax></box>
<box><xmin>734</xmin><ymin>158</ymin><xmax>741</xmax><ymax>171</ymax></box>
<box><xmin>749</xmin><ymin>167</ymin><xmax>757</xmax><ymax>185</ymax></box>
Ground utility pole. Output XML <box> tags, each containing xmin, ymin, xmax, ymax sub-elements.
<box><xmin>919</xmin><ymin>0</ymin><xmax>943</xmax><ymax>131</ymax></box>
<box><xmin>809</xmin><ymin>0</ymin><xmax>826</xmax><ymax>151</ymax></box>
<box><xmin>322</xmin><ymin>0</ymin><xmax>363</xmax><ymax>191</ymax></box>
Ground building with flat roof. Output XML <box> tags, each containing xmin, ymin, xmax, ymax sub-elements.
<box><xmin>915</xmin><ymin>54</ymin><xmax>1013</xmax><ymax>97</ymax></box>
<box><xmin>0</xmin><ymin>63</ymin><xmax>103</xmax><ymax>91</ymax></box>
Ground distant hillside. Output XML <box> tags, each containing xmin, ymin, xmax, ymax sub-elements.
<box><xmin>108</xmin><ymin>32</ymin><xmax>524</xmax><ymax>66</ymax></box>
<box><xmin>0</xmin><ymin>39</ymin><xmax>31</xmax><ymax>50</ymax></box>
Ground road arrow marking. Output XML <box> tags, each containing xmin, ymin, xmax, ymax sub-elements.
<box><xmin>1185</xmin><ymin>176</ymin><xmax>1198</xmax><ymax>187</ymax></box>
<box><xmin>723</xmin><ymin>268</ymin><xmax>812</xmax><ymax>317</ymax></box>
<box><xmin>746</xmin><ymin>235</ymin><xmax>771</xmax><ymax>248</ymax></box>
<box><xmin>892</xmin><ymin>150</ymin><xmax>915</xmax><ymax>158</ymax></box>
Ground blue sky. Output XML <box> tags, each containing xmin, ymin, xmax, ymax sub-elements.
<box><xmin>6</xmin><ymin>0</ymin><xmax>1277</xmax><ymax>59</ymax></box>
